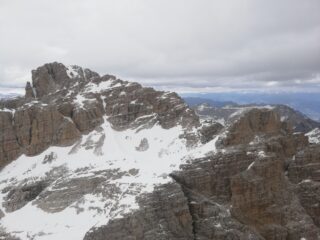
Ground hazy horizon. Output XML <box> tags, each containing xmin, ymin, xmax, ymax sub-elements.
<box><xmin>1</xmin><ymin>0</ymin><xmax>319</xmax><ymax>94</ymax></box>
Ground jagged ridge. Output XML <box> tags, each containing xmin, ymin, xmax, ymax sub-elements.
<box><xmin>0</xmin><ymin>62</ymin><xmax>199</xmax><ymax>168</ymax></box>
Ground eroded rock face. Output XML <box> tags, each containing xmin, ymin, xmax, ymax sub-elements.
<box><xmin>0</xmin><ymin>104</ymin><xmax>81</xmax><ymax>168</ymax></box>
<box><xmin>199</xmin><ymin>120</ymin><xmax>223</xmax><ymax>144</ymax></box>
<box><xmin>224</xmin><ymin>109</ymin><xmax>284</xmax><ymax>146</ymax></box>
<box><xmin>170</xmin><ymin>152</ymin><xmax>263</xmax><ymax>240</ymax></box>
<box><xmin>102</xmin><ymin>83</ymin><xmax>199</xmax><ymax>131</ymax></box>
<box><xmin>84</xmin><ymin>182</ymin><xmax>194</xmax><ymax>240</ymax></box>
<box><xmin>15</xmin><ymin>105</ymin><xmax>81</xmax><ymax>155</ymax></box>
<box><xmin>31</xmin><ymin>62</ymin><xmax>99</xmax><ymax>98</ymax></box>
<box><xmin>71</xmin><ymin>103</ymin><xmax>105</xmax><ymax>133</ymax></box>
<box><xmin>0</xmin><ymin>111</ymin><xmax>21</xmax><ymax>168</ymax></box>
<box><xmin>231</xmin><ymin>156</ymin><xmax>319</xmax><ymax>239</ymax></box>
<box><xmin>172</xmin><ymin>151</ymin><xmax>256</xmax><ymax>201</ymax></box>
<box><xmin>32</xmin><ymin>62</ymin><xmax>69</xmax><ymax>97</ymax></box>
<box><xmin>3</xmin><ymin>181</ymin><xmax>48</xmax><ymax>212</ymax></box>
<box><xmin>288</xmin><ymin>145</ymin><xmax>320</xmax><ymax>227</ymax></box>
<box><xmin>288</xmin><ymin>145</ymin><xmax>320</xmax><ymax>184</ymax></box>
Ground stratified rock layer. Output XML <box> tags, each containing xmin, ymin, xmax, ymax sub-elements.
<box><xmin>84</xmin><ymin>182</ymin><xmax>194</xmax><ymax>240</ymax></box>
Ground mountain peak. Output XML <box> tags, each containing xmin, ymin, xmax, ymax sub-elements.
<box><xmin>1</xmin><ymin>62</ymin><xmax>200</xmax><ymax>168</ymax></box>
<box><xmin>28</xmin><ymin>62</ymin><xmax>100</xmax><ymax>98</ymax></box>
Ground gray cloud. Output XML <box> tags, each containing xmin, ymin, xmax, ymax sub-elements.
<box><xmin>0</xmin><ymin>0</ymin><xmax>319</xmax><ymax>93</ymax></box>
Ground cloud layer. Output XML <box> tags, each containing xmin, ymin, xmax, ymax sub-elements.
<box><xmin>0</xmin><ymin>0</ymin><xmax>319</xmax><ymax>92</ymax></box>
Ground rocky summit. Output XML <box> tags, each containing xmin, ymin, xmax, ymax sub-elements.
<box><xmin>0</xmin><ymin>62</ymin><xmax>320</xmax><ymax>240</ymax></box>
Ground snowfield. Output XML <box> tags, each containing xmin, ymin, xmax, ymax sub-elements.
<box><xmin>0</xmin><ymin>117</ymin><xmax>219</xmax><ymax>240</ymax></box>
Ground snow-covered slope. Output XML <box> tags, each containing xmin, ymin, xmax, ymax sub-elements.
<box><xmin>0</xmin><ymin>117</ymin><xmax>220</xmax><ymax>239</ymax></box>
<box><xmin>0</xmin><ymin>62</ymin><xmax>220</xmax><ymax>240</ymax></box>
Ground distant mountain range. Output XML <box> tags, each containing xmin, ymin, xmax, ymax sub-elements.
<box><xmin>184</xmin><ymin>97</ymin><xmax>320</xmax><ymax>133</ymax></box>
<box><xmin>0</xmin><ymin>93</ymin><xmax>20</xmax><ymax>100</ymax></box>
<box><xmin>181</xmin><ymin>92</ymin><xmax>320</xmax><ymax>121</ymax></box>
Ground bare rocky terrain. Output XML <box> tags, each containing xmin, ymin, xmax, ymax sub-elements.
<box><xmin>0</xmin><ymin>62</ymin><xmax>320</xmax><ymax>240</ymax></box>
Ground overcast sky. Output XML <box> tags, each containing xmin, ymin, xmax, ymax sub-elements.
<box><xmin>0</xmin><ymin>0</ymin><xmax>319</xmax><ymax>94</ymax></box>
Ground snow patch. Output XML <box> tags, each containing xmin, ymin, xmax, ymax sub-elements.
<box><xmin>66</xmin><ymin>66</ymin><xmax>80</xmax><ymax>79</ymax></box>
<box><xmin>247</xmin><ymin>161</ymin><xmax>255</xmax><ymax>170</ymax></box>
<box><xmin>306</xmin><ymin>128</ymin><xmax>320</xmax><ymax>144</ymax></box>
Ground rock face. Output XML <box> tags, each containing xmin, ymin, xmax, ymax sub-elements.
<box><xmin>288</xmin><ymin>145</ymin><xmax>320</xmax><ymax>227</ymax></box>
<box><xmin>170</xmin><ymin>152</ymin><xmax>264</xmax><ymax>240</ymax></box>
<box><xmin>0</xmin><ymin>104</ymin><xmax>81</xmax><ymax>168</ymax></box>
<box><xmin>1</xmin><ymin>62</ymin><xmax>320</xmax><ymax>240</ymax></box>
<box><xmin>231</xmin><ymin>156</ymin><xmax>319</xmax><ymax>239</ymax></box>
<box><xmin>31</xmin><ymin>63</ymin><xmax>99</xmax><ymax>98</ymax></box>
<box><xmin>3</xmin><ymin>181</ymin><xmax>48</xmax><ymax>212</ymax></box>
<box><xmin>84</xmin><ymin>182</ymin><xmax>193</xmax><ymax>240</ymax></box>
<box><xmin>0</xmin><ymin>111</ymin><xmax>21</xmax><ymax>167</ymax></box>
<box><xmin>199</xmin><ymin>120</ymin><xmax>223</xmax><ymax>143</ymax></box>
<box><xmin>223</xmin><ymin>109</ymin><xmax>284</xmax><ymax>146</ymax></box>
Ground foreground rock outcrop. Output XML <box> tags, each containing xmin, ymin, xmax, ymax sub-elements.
<box><xmin>0</xmin><ymin>62</ymin><xmax>319</xmax><ymax>240</ymax></box>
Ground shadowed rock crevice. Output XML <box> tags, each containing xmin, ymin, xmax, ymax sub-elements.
<box><xmin>169</xmin><ymin>174</ymin><xmax>199</xmax><ymax>240</ymax></box>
